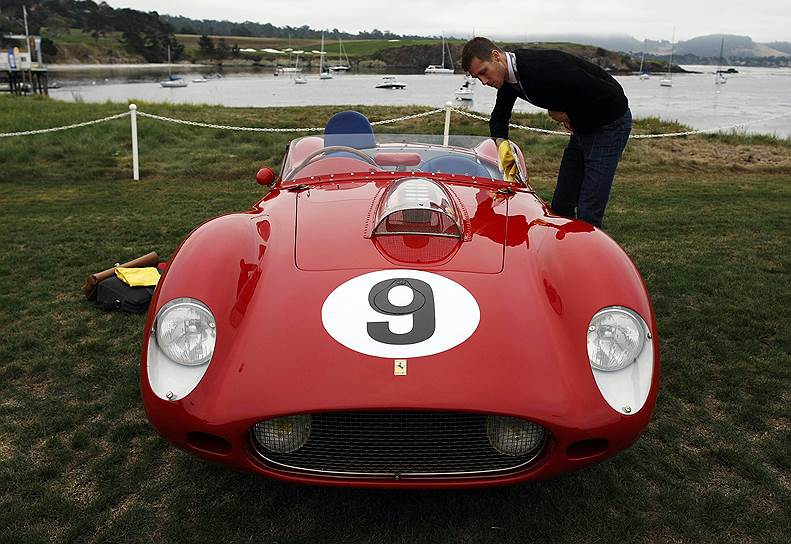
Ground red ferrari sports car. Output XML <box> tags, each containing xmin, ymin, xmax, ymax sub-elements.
<box><xmin>141</xmin><ymin>111</ymin><xmax>659</xmax><ymax>488</ymax></box>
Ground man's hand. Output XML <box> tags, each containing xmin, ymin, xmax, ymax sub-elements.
<box><xmin>548</xmin><ymin>110</ymin><xmax>573</xmax><ymax>133</ymax></box>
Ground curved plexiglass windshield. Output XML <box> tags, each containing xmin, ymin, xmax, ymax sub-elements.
<box><xmin>282</xmin><ymin>133</ymin><xmax>508</xmax><ymax>181</ymax></box>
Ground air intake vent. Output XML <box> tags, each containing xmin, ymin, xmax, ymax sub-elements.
<box><xmin>250</xmin><ymin>411</ymin><xmax>548</xmax><ymax>478</ymax></box>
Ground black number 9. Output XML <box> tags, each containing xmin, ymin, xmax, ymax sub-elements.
<box><xmin>367</xmin><ymin>278</ymin><xmax>435</xmax><ymax>345</ymax></box>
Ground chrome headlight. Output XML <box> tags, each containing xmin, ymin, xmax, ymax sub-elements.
<box><xmin>587</xmin><ymin>307</ymin><xmax>648</xmax><ymax>372</ymax></box>
<box><xmin>155</xmin><ymin>298</ymin><xmax>216</xmax><ymax>366</ymax></box>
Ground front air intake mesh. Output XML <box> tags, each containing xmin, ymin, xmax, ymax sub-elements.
<box><xmin>250</xmin><ymin>411</ymin><xmax>547</xmax><ymax>478</ymax></box>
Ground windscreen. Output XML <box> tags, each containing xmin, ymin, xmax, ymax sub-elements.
<box><xmin>282</xmin><ymin>134</ymin><xmax>504</xmax><ymax>181</ymax></box>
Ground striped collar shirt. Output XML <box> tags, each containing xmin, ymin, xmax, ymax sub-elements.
<box><xmin>505</xmin><ymin>51</ymin><xmax>529</xmax><ymax>101</ymax></box>
<box><xmin>506</xmin><ymin>52</ymin><xmax>519</xmax><ymax>85</ymax></box>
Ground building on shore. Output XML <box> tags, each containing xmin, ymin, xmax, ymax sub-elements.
<box><xmin>1</xmin><ymin>36</ymin><xmax>49</xmax><ymax>95</ymax></box>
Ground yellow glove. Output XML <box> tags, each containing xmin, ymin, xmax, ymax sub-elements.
<box><xmin>498</xmin><ymin>140</ymin><xmax>519</xmax><ymax>183</ymax></box>
<box><xmin>115</xmin><ymin>266</ymin><xmax>160</xmax><ymax>287</ymax></box>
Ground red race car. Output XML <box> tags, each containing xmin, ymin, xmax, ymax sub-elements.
<box><xmin>141</xmin><ymin>111</ymin><xmax>659</xmax><ymax>488</ymax></box>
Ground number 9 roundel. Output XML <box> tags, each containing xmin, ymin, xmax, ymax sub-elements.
<box><xmin>321</xmin><ymin>270</ymin><xmax>480</xmax><ymax>358</ymax></box>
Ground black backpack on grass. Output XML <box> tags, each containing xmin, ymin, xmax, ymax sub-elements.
<box><xmin>95</xmin><ymin>276</ymin><xmax>154</xmax><ymax>314</ymax></box>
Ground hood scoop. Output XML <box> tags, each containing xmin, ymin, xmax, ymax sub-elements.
<box><xmin>368</xmin><ymin>177</ymin><xmax>465</xmax><ymax>240</ymax></box>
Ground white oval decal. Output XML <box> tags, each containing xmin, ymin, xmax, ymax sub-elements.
<box><xmin>321</xmin><ymin>270</ymin><xmax>480</xmax><ymax>358</ymax></box>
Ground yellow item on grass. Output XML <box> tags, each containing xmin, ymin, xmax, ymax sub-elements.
<box><xmin>498</xmin><ymin>140</ymin><xmax>519</xmax><ymax>183</ymax></box>
<box><xmin>115</xmin><ymin>266</ymin><xmax>160</xmax><ymax>287</ymax></box>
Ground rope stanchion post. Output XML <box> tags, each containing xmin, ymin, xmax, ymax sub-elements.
<box><xmin>129</xmin><ymin>104</ymin><xmax>139</xmax><ymax>181</ymax></box>
<box><xmin>443</xmin><ymin>102</ymin><xmax>453</xmax><ymax>146</ymax></box>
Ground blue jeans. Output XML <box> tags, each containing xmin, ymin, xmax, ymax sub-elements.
<box><xmin>551</xmin><ymin>109</ymin><xmax>632</xmax><ymax>228</ymax></box>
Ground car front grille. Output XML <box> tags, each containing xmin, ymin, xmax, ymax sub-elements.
<box><xmin>250</xmin><ymin>411</ymin><xmax>548</xmax><ymax>479</ymax></box>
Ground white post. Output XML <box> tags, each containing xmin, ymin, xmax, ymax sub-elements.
<box><xmin>129</xmin><ymin>104</ymin><xmax>139</xmax><ymax>181</ymax></box>
<box><xmin>443</xmin><ymin>101</ymin><xmax>453</xmax><ymax>146</ymax></box>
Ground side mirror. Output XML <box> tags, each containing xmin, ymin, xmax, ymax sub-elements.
<box><xmin>256</xmin><ymin>167</ymin><xmax>276</xmax><ymax>186</ymax></box>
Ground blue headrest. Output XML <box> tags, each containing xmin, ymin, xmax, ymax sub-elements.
<box><xmin>324</xmin><ymin>111</ymin><xmax>376</xmax><ymax>149</ymax></box>
<box><xmin>421</xmin><ymin>155</ymin><xmax>491</xmax><ymax>178</ymax></box>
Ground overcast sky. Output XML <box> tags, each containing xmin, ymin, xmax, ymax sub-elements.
<box><xmin>104</xmin><ymin>1</ymin><xmax>789</xmax><ymax>43</ymax></box>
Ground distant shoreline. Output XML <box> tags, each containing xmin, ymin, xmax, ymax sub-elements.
<box><xmin>48</xmin><ymin>63</ymin><xmax>212</xmax><ymax>71</ymax></box>
<box><xmin>45</xmin><ymin>62</ymin><xmax>706</xmax><ymax>74</ymax></box>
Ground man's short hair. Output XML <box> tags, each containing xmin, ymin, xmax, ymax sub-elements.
<box><xmin>462</xmin><ymin>37</ymin><xmax>502</xmax><ymax>72</ymax></box>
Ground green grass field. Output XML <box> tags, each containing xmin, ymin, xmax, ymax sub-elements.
<box><xmin>0</xmin><ymin>96</ymin><xmax>789</xmax><ymax>543</ymax></box>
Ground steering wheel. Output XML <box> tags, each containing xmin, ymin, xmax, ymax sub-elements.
<box><xmin>286</xmin><ymin>145</ymin><xmax>379</xmax><ymax>180</ymax></box>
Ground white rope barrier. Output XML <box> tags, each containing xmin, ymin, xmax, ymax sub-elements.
<box><xmin>451</xmin><ymin>108</ymin><xmax>791</xmax><ymax>138</ymax></box>
<box><xmin>1</xmin><ymin>104</ymin><xmax>788</xmax><ymax>181</ymax></box>
<box><xmin>2</xmin><ymin>106</ymin><xmax>788</xmax><ymax>140</ymax></box>
<box><xmin>0</xmin><ymin>111</ymin><xmax>130</xmax><ymax>138</ymax></box>
<box><xmin>134</xmin><ymin>107</ymin><xmax>447</xmax><ymax>132</ymax></box>
<box><xmin>628</xmin><ymin>110</ymin><xmax>791</xmax><ymax>139</ymax></box>
<box><xmin>451</xmin><ymin>108</ymin><xmax>568</xmax><ymax>135</ymax></box>
<box><xmin>135</xmin><ymin>111</ymin><xmax>324</xmax><ymax>132</ymax></box>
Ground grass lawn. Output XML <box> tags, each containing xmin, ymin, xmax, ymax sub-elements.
<box><xmin>0</xmin><ymin>96</ymin><xmax>789</xmax><ymax>543</ymax></box>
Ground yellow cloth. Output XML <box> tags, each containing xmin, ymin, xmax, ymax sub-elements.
<box><xmin>115</xmin><ymin>266</ymin><xmax>160</xmax><ymax>287</ymax></box>
<box><xmin>498</xmin><ymin>140</ymin><xmax>519</xmax><ymax>183</ymax></box>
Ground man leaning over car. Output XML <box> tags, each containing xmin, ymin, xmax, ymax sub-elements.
<box><xmin>462</xmin><ymin>37</ymin><xmax>632</xmax><ymax>228</ymax></box>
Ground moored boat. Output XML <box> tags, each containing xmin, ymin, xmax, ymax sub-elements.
<box><xmin>376</xmin><ymin>76</ymin><xmax>406</xmax><ymax>89</ymax></box>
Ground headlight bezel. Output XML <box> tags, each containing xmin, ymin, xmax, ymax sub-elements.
<box><xmin>154</xmin><ymin>297</ymin><xmax>217</xmax><ymax>367</ymax></box>
<box><xmin>586</xmin><ymin>306</ymin><xmax>650</xmax><ymax>373</ymax></box>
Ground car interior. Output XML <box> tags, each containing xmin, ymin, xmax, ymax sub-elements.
<box><xmin>282</xmin><ymin>110</ymin><xmax>526</xmax><ymax>181</ymax></box>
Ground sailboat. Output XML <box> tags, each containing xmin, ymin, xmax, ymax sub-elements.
<box><xmin>659</xmin><ymin>29</ymin><xmax>674</xmax><ymax>87</ymax></box>
<box><xmin>715</xmin><ymin>36</ymin><xmax>727</xmax><ymax>85</ymax></box>
<box><xmin>638</xmin><ymin>39</ymin><xmax>650</xmax><ymax>79</ymax></box>
<box><xmin>293</xmin><ymin>51</ymin><xmax>307</xmax><ymax>84</ymax></box>
<box><xmin>425</xmin><ymin>35</ymin><xmax>454</xmax><ymax>74</ymax></box>
<box><xmin>329</xmin><ymin>37</ymin><xmax>350</xmax><ymax>72</ymax></box>
<box><xmin>160</xmin><ymin>45</ymin><xmax>187</xmax><ymax>88</ymax></box>
<box><xmin>318</xmin><ymin>30</ymin><xmax>333</xmax><ymax>79</ymax></box>
<box><xmin>278</xmin><ymin>37</ymin><xmax>302</xmax><ymax>73</ymax></box>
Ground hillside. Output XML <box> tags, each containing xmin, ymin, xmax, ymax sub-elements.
<box><xmin>18</xmin><ymin>29</ymin><xmax>675</xmax><ymax>73</ymax></box>
<box><xmin>674</xmin><ymin>34</ymin><xmax>785</xmax><ymax>58</ymax></box>
<box><xmin>3</xmin><ymin>2</ymin><xmax>785</xmax><ymax>67</ymax></box>
<box><xmin>377</xmin><ymin>41</ymin><xmax>671</xmax><ymax>73</ymax></box>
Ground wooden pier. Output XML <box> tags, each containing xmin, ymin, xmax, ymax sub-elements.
<box><xmin>1</xmin><ymin>67</ymin><xmax>49</xmax><ymax>95</ymax></box>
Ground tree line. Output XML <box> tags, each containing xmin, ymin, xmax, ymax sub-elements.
<box><xmin>1</xmin><ymin>0</ymin><xmax>182</xmax><ymax>62</ymax></box>
<box><xmin>163</xmin><ymin>15</ymin><xmax>427</xmax><ymax>41</ymax></box>
<box><xmin>0</xmin><ymin>0</ymin><xmax>434</xmax><ymax>65</ymax></box>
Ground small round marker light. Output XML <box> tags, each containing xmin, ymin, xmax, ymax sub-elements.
<box><xmin>252</xmin><ymin>415</ymin><xmax>312</xmax><ymax>453</ymax></box>
<box><xmin>486</xmin><ymin>416</ymin><xmax>545</xmax><ymax>457</ymax></box>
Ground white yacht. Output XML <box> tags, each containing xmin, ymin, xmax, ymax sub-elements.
<box><xmin>714</xmin><ymin>37</ymin><xmax>728</xmax><ymax>85</ymax></box>
<box><xmin>455</xmin><ymin>75</ymin><xmax>475</xmax><ymax>100</ymax></box>
<box><xmin>660</xmin><ymin>28</ymin><xmax>675</xmax><ymax>87</ymax></box>
<box><xmin>638</xmin><ymin>39</ymin><xmax>650</xmax><ymax>80</ymax></box>
<box><xmin>375</xmin><ymin>76</ymin><xmax>406</xmax><ymax>89</ymax></box>
<box><xmin>425</xmin><ymin>35</ymin><xmax>454</xmax><ymax>74</ymax></box>
<box><xmin>317</xmin><ymin>31</ymin><xmax>333</xmax><ymax>79</ymax></box>
<box><xmin>160</xmin><ymin>45</ymin><xmax>188</xmax><ymax>88</ymax></box>
<box><xmin>160</xmin><ymin>76</ymin><xmax>187</xmax><ymax>88</ymax></box>
<box><xmin>329</xmin><ymin>37</ymin><xmax>351</xmax><ymax>71</ymax></box>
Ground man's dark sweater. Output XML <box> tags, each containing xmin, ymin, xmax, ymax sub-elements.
<box><xmin>490</xmin><ymin>49</ymin><xmax>628</xmax><ymax>137</ymax></box>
